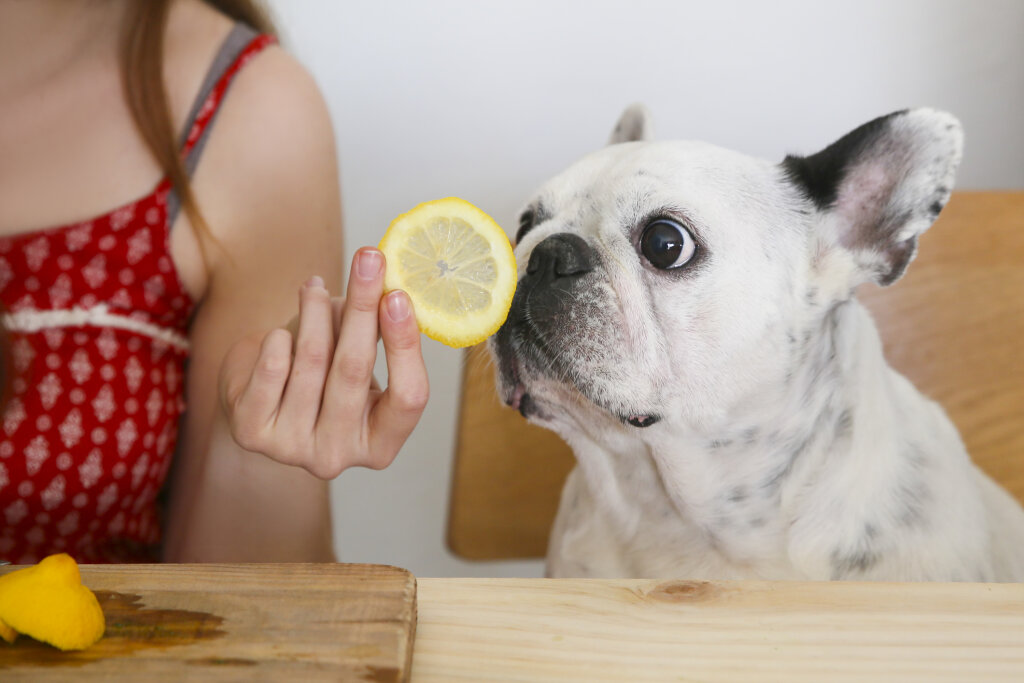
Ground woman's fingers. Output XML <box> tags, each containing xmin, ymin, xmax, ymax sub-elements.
<box><xmin>323</xmin><ymin>249</ymin><xmax>385</xmax><ymax>420</ymax></box>
<box><xmin>331</xmin><ymin>296</ymin><xmax>345</xmax><ymax>338</ymax></box>
<box><xmin>277</xmin><ymin>277</ymin><xmax>335</xmax><ymax>434</ymax></box>
<box><xmin>365</xmin><ymin>290</ymin><xmax>429</xmax><ymax>468</ymax></box>
<box><xmin>225</xmin><ymin>328</ymin><xmax>293</xmax><ymax>454</ymax></box>
<box><xmin>224</xmin><ymin>254</ymin><xmax>427</xmax><ymax>478</ymax></box>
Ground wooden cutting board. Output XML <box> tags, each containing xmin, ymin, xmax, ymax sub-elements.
<box><xmin>0</xmin><ymin>563</ymin><xmax>416</xmax><ymax>682</ymax></box>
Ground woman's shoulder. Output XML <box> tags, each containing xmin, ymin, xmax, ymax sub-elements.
<box><xmin>163</xmin><ymin>0</ymin><xmax>330</xmax><ymax>147</ymax></box>
<box><xmin>163</xmin><ymin>1</ymin><xmax>338</xmax><ymax>254</ymax></box>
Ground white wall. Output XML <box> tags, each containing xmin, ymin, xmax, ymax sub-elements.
<box><xmin>265</xmin><ymin>0</ymin><xmax>1024</xmax><ymax>577</ymax></box>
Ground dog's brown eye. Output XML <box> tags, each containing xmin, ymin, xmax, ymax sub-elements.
<box><xmin>640</xmin><ymin>219</ymin><xmax>696</xmax><ymax>269</ymax></box>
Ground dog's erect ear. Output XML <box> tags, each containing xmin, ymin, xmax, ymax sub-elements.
<box><xmin>783</xmin><ymin>108</ymin><xmax>963</xmax><ymax>286</ymax></box>
<box><xmin>609</xmin><ymin>104</ymin><xmax>654</xmax><ymax>144</ymax></box>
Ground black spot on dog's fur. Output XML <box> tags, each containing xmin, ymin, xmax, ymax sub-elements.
<box><xmin>516</xmin><ymin>202</ymin><xmax>552</xmax><ymax>244</ymax></box>
<box><xmin>780</xmin><ymin>110</ymin><xmax>908</xmax><ymax>210</ymax></box>
<box><xmin>835</xmin><ymin>409</ymin><xmax>854</xmax><ymax>438</ymax></box>
<box><xmin>727</xmin><ymin>486</ymin><xmax>748</xmax><ymax>504</ymax></box>
<box><xmin>761</xmin><ymin>454</ymin><xmax>797</xmax><ymax>494</ymax></box>
<box><xmin>831</xmin><ymin>548</ymin><xmax>880</xmax><ymax>577</ymax></box>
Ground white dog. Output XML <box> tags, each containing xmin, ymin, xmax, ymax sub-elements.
<box><xmin>490</xmin><ymin>106</ymin><xmax>1024</xmax><ymax>582</ymax></box>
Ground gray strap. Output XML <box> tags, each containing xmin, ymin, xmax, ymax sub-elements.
<box><xmin>166</xmin><ymin>23</ymin><xmax>260</xmax><ymax>229</ymax></box>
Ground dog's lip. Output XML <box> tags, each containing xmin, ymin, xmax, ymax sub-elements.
<box><xmin>510</xmin><ymin>382</ymin><xmax>527</xmax><ymax>412</ymax></box>
<box><xmin>624</xmin><ymin>414</ymin><xmax>660</xmax><ymax>428</ymax></box>
<box><xmin>502</xmin><ymin>352</ymin><xmax>529</xmax><ymax>412</ymax></box>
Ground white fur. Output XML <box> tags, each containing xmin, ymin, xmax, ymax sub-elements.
<box><xmin>492</xmin><ymin>107</ymin><xmax>1024</xmax><ymax>582</ymax></box>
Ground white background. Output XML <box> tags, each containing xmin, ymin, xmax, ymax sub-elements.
<box><xmin>265</xmin><ymin>0</ymin><xmax>1024</xmax><ymax>577</ymax></box>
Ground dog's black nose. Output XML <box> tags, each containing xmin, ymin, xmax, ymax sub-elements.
<box><xmin>525</xmin><ymin>233</ymin><xmax>595</xmax><ymax>281</ymax></box>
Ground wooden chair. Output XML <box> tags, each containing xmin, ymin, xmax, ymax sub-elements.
<box><xmin>447</xmin><ymin>192</ymin><xmax>1024</xmax><ymax>560</ymax></box>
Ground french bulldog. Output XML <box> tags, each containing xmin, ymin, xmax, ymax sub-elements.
<box><xmin>490</xmin><ymin>105</ymin><xmax>1024</xmax><ymax>581</ymax></box>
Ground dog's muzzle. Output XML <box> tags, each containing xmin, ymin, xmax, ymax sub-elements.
<box><xmin>492</xmin><ymin>234</ymin><xmax>661</xmax><ymax>428</ymax></box>
<box><xmin>492</xmin><ymin>233</ymin><xmax>596</xmax><ymax>418</ymax></box>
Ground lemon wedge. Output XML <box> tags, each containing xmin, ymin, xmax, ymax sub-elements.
<box><xmin>379</xmin><ymin>197</ymin><xmax>516</xmax><ymax>348</ymax></box>
<box><xmin>0</xmin><ymin>618</ymin><xmax>16</xmax><ymax>644</ymax></box>
<box><xmin>0</xmin><ymin>553</ymin><xmax>105</xmax><ymax>651</ymax></box>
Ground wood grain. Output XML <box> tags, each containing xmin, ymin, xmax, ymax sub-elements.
<box><xmin>448</xmin><ymin>191</ymin><xmax>1024</xmax><ymax>560</ymax></box>
<box><xmin>412</xmin><ymin>577</ymin><xmax>1024</xmax><ymax>681</ymax></box>
<box><xmin>0</xmin><ymin>563</ymin><xmax>417</xmax><ymax>682</ymax></box>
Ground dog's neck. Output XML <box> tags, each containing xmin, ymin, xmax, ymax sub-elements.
<box><xmin>565</xmin><ymin>297</ymin><xmax>920</xmax><ymax>570</ymax></box>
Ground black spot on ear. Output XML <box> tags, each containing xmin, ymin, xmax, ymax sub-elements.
<box><xmin>781</xmin><ymin>110</ymin><xmax>908</xmax><ymax>210</ymax></box>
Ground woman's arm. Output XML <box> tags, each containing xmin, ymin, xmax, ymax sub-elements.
<box><xmin>161</xmin><ymin>45</ymin><xmax>346</xmax><ymax>562</ymax></box>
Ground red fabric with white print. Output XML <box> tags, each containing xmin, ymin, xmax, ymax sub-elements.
<box><xmin>0</xmin><ymin>33</ymin><xmax>276</xmax><ymax>564</ymax></box>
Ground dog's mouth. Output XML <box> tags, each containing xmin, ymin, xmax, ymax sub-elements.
<box><xmin>507</xmin><ymin>363</ymin><xmax>528</xmax><ymax>414</ymax></box>
<box><xmin>625</xmin><ymin>414</ymin><xmax>660</xmax><ymax>428</ymax></box>
<box><xmin>500</xmin><ymin>347</ymin><xmax>660</xmax><ymax>428</ymax></box>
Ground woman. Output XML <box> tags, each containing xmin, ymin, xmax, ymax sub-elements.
<box><xmin>0</xmin><ymin>0</ymin><xmax>428</xmax><ymax>563</ymax></box>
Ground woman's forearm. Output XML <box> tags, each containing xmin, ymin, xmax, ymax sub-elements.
<box><xmin>164</xmin><ymin>412</ymin><xmax>335</xmax><ymax>563</ymax></box>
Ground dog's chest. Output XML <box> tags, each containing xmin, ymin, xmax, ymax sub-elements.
<box><xmin>558</xmin><ymin>437</ymin><xmax>798</xmax><ymax>577</ymax></box>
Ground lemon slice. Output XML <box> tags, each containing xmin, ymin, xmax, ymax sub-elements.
<box><xmin>379</xmin><ymin>197</ymin><xmax>516</xmax><ymax>348</ymax></box>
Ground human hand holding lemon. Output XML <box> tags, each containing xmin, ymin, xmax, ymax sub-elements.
<box><xmin>222</xmin><ymin>197</ymin><xmax>514</xmax><ymax>478</ymax></box>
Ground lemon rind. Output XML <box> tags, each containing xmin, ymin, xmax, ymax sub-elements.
<box><xmin>379</xmin><ymin>197</ymin><xmax>516</xmax><ymax>348</ymax></box>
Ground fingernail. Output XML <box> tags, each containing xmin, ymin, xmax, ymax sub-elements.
<box><xmin>305</xmin><ymin>275</ymin><xmax>325</xmax><ymax>289</ymax></box>
<box><xmin>386</xmin><ymin>291</ymin><xmax>410</xmax><ymax>322</ymax></box>
<box><xmin>356</xmin><ymin>250</ymin><xmax>383</xmax><ymax>280</ymax></box>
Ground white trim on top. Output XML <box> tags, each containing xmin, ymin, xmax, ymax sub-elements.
<box><xmin>1</xmin><ymin>304</ymin><xmax>190</xmax><ymax>351</ymax></box>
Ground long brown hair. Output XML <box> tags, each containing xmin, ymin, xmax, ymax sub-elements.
<box><xmin>119</xmin><ymin>0</ymin><xmax>277</xmax><ymax>267</ymax></box>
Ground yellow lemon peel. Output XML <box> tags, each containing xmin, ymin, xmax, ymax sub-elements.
<box><xmin>0</xmin><ymin>553</ymin><xmax>105</xmax><ymax>651</ymax></box>
<box><xmin>379</xmin><ymin>197</ymin><xmax>517</xmax><ymax>348</ymax></box>
<box><xmin>0</xmin><ymin>617</ymin><xmax>17</xmax><ymax>644</ymax></box>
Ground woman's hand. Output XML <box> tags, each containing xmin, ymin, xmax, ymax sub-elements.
<box><xmin>219</xmin><ymin>247</ymin><xmax>430</xmax><ymax>478</ymax></box>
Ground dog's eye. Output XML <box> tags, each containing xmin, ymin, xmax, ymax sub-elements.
<box><xmin>516</xmin><ymin>208</ymin><xmax>535</xmax><ymax>244</ymax></box>
<box><xmin>640</xmin><ymin>219</ymin><xmax>696</xmax><ymax>269</ymax></box>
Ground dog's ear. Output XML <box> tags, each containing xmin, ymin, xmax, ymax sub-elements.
<box><xmin>782</xmin><ymin>108</ymin><xmax>963</xmax><ymax>286</ymax></box>
<box><xmin>609</xmin><ymin>104</ymin><xmax>654</xmax><ymax>144</ymax></box>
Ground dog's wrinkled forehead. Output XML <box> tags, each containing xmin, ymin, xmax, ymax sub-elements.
<box><xmin>516</xmin><ymin>140</ymin><xmax>802</xmax><ymax>262</ymax></box>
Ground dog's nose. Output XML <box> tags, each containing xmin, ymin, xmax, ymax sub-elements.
<box><xmin>525</xmin><ymin>233</ymin><xmax>595</xmax><ymax>281</ymax></box>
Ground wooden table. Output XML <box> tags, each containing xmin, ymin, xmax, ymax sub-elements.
<box><xmin>3</xmin><ymin>564</ymin><xmax>1023</xmax><ymax>681</ymax></box>
<box><xmin>413</xmin><ymin>577</ymin><xmax>1024</xmax><ymax>682</ymax></box>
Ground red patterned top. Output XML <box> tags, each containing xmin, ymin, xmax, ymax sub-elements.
<box><xmin>0</xmin><ymin>31</ymin><xmax>275</xmax><ymax>564</ymax></box>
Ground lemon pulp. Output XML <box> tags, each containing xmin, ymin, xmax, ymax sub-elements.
<box><xmin>379</xmin><ymin>198</ymin><xmax>516</xmax><ymax>348</ymax></box>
